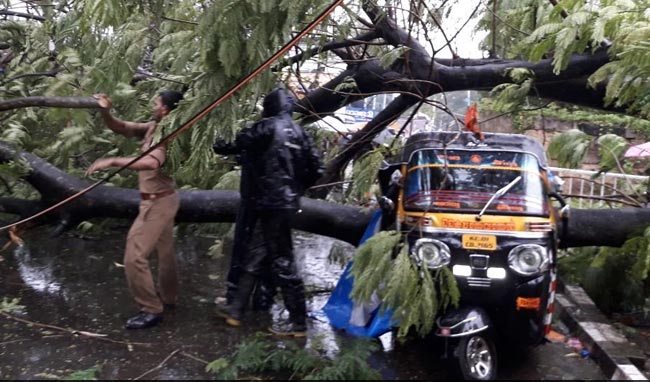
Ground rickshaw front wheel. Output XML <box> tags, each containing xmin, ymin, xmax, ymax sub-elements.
<box><xmin>455</xmin><ymin>333</ymin><xmax>497</xmax><ymax>380</ymax></box>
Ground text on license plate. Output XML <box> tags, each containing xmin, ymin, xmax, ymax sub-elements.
<box><xmin>462</xmin><ymin>234</ymin><xmax>497</xmax><ymax>251</ymax></box>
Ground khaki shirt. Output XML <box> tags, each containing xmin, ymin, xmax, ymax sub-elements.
<box><xmin>138</xmin><ymin>121</ymin><xmax>175</xmax><ymax>194</ymax></box>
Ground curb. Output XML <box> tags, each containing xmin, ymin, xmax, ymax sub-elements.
<box><xmin>555</xmin><ymin>280</ymin><xmax>648</xmax><ymax>380</ymax></box>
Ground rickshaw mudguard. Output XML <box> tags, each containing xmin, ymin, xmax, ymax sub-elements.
<box><xmin>435</xmin><ymin>306</ymin><xmax>491</xmax><ymax>337</ymax></box>
<box><xmin>322</xmin><ymin>210</ymin><xmax>396</xmax><ymax>338</ymax></box>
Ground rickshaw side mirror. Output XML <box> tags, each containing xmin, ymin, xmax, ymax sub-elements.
<box><xmin>390</xmin><ymin>169</ymin><xmax>403</xmax><ymax>185</ymax></box>
<box><xmin>548</xmin><ymin>191</ymin><xmax>567</xmax><ymax>209</ymax></box>
<box><xmin>378</xmin><ymin>195</ymin><xmax>395</xmax><ymax>213</ymax></box>
<box><xmin>559</xmin><ymin>204</ymin><xmax>570</xmax><ymax>219</ymax></box>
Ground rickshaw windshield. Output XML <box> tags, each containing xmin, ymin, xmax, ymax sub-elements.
<box><xmin>403</xmin><ymin>149</ymin><xmax>548</xmax><ymax>216</ymax></box>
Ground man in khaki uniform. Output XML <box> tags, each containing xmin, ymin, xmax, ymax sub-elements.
<box><xmin>86</xmin><ymin>90</ymin><xmax>183</xmax><ymax>329</ymax></box>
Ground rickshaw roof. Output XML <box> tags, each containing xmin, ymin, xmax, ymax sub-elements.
<box><xmin>400</xmin><ymin>131</ymin><xmax>549</xmax><ymax>168</ymax></box>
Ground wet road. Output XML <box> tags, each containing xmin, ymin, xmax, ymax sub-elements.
<box><xmin>0</xmin><ymin>225</ymin><xmax>606</xmax><ymax>380</ymax></box>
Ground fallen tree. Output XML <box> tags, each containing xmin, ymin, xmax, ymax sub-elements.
<box><xmin>0</xmin><ymin>142</ymin><xmax>370</xmax><ymax>244</ymax></box>
<box><xmin>1</xmin><ymin>142</ymin><xmax>648</xmax><ymax>248</ymax></box>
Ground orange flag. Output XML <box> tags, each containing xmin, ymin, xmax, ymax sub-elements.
<box><xmin>464</xmin><ymin>103</ymin><xmax>483</xmax><ymax>141</ymax></box>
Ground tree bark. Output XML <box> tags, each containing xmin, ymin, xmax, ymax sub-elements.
<box><xmin>0</xmin><ymin>142</ymin><xmax>370</xmax><ymax>244</ymax></box>
<box><xmin>563</xmin><ymin>208</ymin><xmax>650</xmax><ymax>248</ymax></box>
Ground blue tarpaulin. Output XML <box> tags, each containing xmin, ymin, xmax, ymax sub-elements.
<box><xmin>321</xmin><ymin>210</ymin><xmax>396</xmax><ymax>337</ymax></box>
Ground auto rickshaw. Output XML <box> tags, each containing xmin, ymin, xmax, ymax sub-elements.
<box><xmin>323</xmin><ymin>130</ymin><xmax>568</xmax><ymax>380</ymax></box>
<box><xmin>379</xmin><ymin>131</ymin><xmax>568</xmax><ymax>379</ymax></box>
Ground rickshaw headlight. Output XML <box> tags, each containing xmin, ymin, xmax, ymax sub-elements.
<box><xmin>508</xmin><ymin>244</ymin><xmax>549</xmax><ymax>275</ymax></box>
<box><xmin>413</xmin><ymin>238</ymin><xmax>451</xmax><ymax>269</ymax></box>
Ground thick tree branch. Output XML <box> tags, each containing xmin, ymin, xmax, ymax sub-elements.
<box><xmin>0</xmin><ymin>96</ymin><xmax>102</xmax><ymax>112</ymax></box>
<box><xmin>279</xmin><ymin>30</ymin><xmax>380</xmax><ymax>68</ymax></box>
<box><xmin>295</xmin><ymin>59</ymin><xmax>405</xmax><ymax>123</ymax></box>
<box><xmin>362</xmin><ymin>0</ymin><xmax>429</xmax><ymax>58</ymax></box>
<box><xmin>0</xmin><ymin>10</ymin><xmax>45</xmax><ymax>22</ymax></box>
<box><xmin>437</xmin><ymin>50</ymin><xmax>609</xmax><ymax>90</ymax></box>
<box><xmin>0</xmin><ymin>69</ymin><xmax>60</xmax><ymax>86</ymax></box>
<box><xmin>313</xmin><ymin>94</ymin><xmax>419</xmax><ymax>196</ymax></box>
<box><xmin>0</xmin><ymin>142</ymin><xmax>370</xmax><ymax>244</ymax></box>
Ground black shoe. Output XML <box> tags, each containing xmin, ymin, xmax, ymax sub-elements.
<box><xmin>268</xmin><ymin>321</ymin><xmax>307</xmax><ymax>338</ymax></box>
<box><xmin>215</xmin><ymin>304</ymin><xmax>241</xmax><ymax>327</ymax></box>
<box><xmin>125</xmin><ymin>312</ymin><xmax>163</xmax><ymax>329</ymax></box>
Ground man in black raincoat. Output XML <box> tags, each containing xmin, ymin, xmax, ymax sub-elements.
<box><xmin>213</xmin><ymin>87</ymin><xmax>323</xmax><ymax>337</ymax></box>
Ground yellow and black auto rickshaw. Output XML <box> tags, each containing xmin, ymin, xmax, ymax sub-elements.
<box><xmin>378</xmin><ymin>131</ymin><xmax>568</xmax><ymax>380</ymax></box>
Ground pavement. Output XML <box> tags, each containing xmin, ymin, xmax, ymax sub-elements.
<box><xmin>555</xmin><ymin>279</ymin><xmax>649</xmax><ymax>380</ymax></box>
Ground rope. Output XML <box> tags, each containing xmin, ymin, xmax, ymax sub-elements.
<box><xmin>0</xmin><ymin>0</ymin><xmax>343</xmax><ymax>233</ymax></box>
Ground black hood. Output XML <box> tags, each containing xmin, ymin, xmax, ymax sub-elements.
<box><xmin>262</xmin><ymin>87</ymin><xmax>294</xmax><ymax>118</ymax></box>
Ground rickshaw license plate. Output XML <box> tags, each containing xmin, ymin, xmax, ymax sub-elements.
<box><xmin>462</xmin><ymin>234</ymin><xmax>497</xmax><ymax>251</ymax></box>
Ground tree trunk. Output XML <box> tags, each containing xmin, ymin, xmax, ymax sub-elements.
<box><xmin>0</xmin><ymin>142</ymin><xmax>371</xmax><ymax>244</ymax></box>
<box><xmin>2</xmin><ymin>142</ymin><xmax>649</xmax><ymax>248</ymax></box>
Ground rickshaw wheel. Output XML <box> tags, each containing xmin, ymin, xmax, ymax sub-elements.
<box><xmin>455</xmin><ymin>333</ymin><xmax>497</xmax><ymax>380</ymax></box>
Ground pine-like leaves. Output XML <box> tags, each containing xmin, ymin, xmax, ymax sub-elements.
<box><xmin>596</xmin><ymin>133</ymin><xmax>628</xmax><ymax>172</ymax></box>
<box><xmin>350</xmin><ymin>230</ymin><xmax>400</xmax><ymax>303</ymax></box>
<box><xmin>548</xmin><ymin>129</ymin><xmax>592</xmax><ymax>168</ymax></box>
<box><xmin>206</xmin><ymin>334</ymin><xmax>381</xmax><ymax>380</ymax></box>
<box><xmin>350</xmin><ymin>231</ymin><xmax>460</xmax><ymax>339</ymax></box>
<box><xmin>347</xmin><ymin>148</ymin><xmax>385</xmax><ymax>203</ymax></box>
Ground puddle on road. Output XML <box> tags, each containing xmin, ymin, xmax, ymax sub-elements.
<box><xmin>0</xmin><ymin>225</ymin><xmax>606</xmax><ymax>380</ymax></box>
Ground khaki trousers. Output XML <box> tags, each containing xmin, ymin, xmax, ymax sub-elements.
<box><xmin>124</xmin><ymin>193</ymin><xmax>180</xmax><ymax>314</ymax></box>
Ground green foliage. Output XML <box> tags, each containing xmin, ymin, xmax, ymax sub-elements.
<box><xmin>378</xmin><ymin>46</ymin><xmax>411</xmax><ymax>69</ymax></box>
<box><xmin>347</xmin><ymin>148</ymin><xmax>385</xmax><ymax>203</ymax></box>
<box><xmin>559</xmin><ymin>226</ymin><xmax>650</xmax><ymax>315</ymax></box>
<box><xmin>63</xmin><ymin>366</ymin><xmax>101</xmax><ymax>380</ymax></box>
<box><xmin>333</xmin><ymin>76</ymin><xmax>358</xmax><ymax>93</ymax></box>
<box><xmin>488</xmin><ymin>68</ymin><xmax>534</xmax><ymax>112</ymax></box>
<box><xmin>476</xmin><ymin>0</ymin><xmax>543</xmax><ymax>58</ymax></box>
<box><xmin>212</xmin><ymin>169</ymin><xmax>241</xmax><ymax>191</ymax></box>
<box><xmin>586</xmin><ymin>2</ymin><xmax>650</xmax><ymax>118</ymax></box>
<box><xmin>0</xmin><ymin>159</ymin><xmax>31</xmax><ymax>181</ymax></box>
<box><xmin>634</xmin><ymin>225</ymin><xmax>650</xmax><ymax>281</ymax></box>
<box><xmin>0</xmin><ymin>297</ymin><xmax>25</xmax><ymax>314</ymax></box>
<box><xmin>584</xmin><ymin>240</ymin><xmax>649</xmax><ymax>314</ymax></box>
<box><xmin>305</xmin><ymin>339</ymin><xmax>380</xmax><ymax>380</ymax></box>
<box><xmin>596</xmin><ymin>133</ymin><xmax>628</xmax><ymax>172</ymax></box>
<box><xmin>206</xmin><ymin>333</ymin><xmax>380</xmax><ymax>380</ymax></box>
<box><xmin>557</xmin><ymin>248</ymin><xmax>594</xmax><ymax>285</ymax></box>
<box><xmin>350</xmin><ymin>231</ymin><xmax>460</xmax><ymax>339</ymax></box>
<box><xmin>547</xmin><ymin>129</ymin><xmax>592</xmax><ymax>168</ymax></box>
<box><xmin>478</xmin><ymin>0</ymin><xmax>650</xmax><ymax>118</ymax></box>
<box><xmin>350</xmin><ymin>231</ymin><xmax>401</xmax><ymax>302</ymax></box>
<box><xmin>0</xmin><ymin>0</ymin><xmax>332</xmax><ymax>191</ymax></box>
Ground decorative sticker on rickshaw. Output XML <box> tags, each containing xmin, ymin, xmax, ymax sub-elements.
<box><xmin>461</xmin><ymin>234</ymin><xmax>497</xmax><ymax>251</ymax></box>
<box><xmin>434</xmin><ymin>201</ymin><xmax>461</xmax><ymax>208</ymax></box>
<box><xmin>438</xmin><ymin>154</ymin><xmax>461</xmax><ymax>161</ymax></box>
<box><xmin>440</xmin><ymin>218</ymin><xmax>516</xmax><ymax>231</ymax></box>
<box><xmin>496</xmin><ymin>203</ymin><xmax>525</xmax><ymax>212</ymax></box>
<box><xmin>491</xmin><ymin>159</ymin><xmax>519</xmax><ymax>168</ymax></box>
